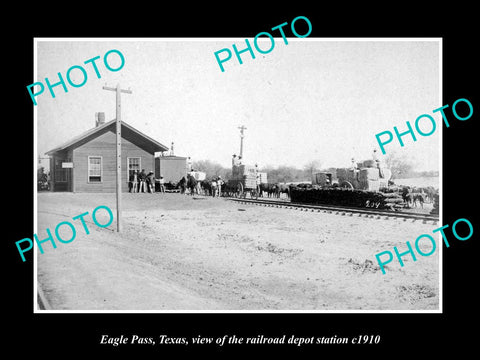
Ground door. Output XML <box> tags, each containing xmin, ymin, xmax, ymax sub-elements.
<box><xmin>53</xmin><ymin>156</ymin><xmax>72</xmax><ymax>191</ymax></box>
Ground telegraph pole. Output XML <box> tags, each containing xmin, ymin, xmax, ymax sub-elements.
<box><xmin>238</xmin><ymin>125</ymin><xmax>247</xmax><ymax>159</ymax></box>
<box><xmin>102</xmin><ymin>84</ymin><xmax>132</xmax><ymax>232</ymax></box>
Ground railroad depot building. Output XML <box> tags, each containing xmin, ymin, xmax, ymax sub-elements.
<box><xmin>45</xmin><ymin>113</ymin><xmax>169</xmax><ymax>192</ymax></box>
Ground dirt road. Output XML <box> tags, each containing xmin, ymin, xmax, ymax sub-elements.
<box><xmin>36</xmin><ymin>192</ymin><xmax>439</xmax><ymax>311</ymax></box>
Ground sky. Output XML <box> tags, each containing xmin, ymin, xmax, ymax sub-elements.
<box><xmin>35</xmin><ymin>38</ymin><xmax>441</xmax><ymax>172</ymax></box>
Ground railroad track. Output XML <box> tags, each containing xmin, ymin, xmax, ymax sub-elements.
<box><xmin>227</xmin><ymin>197</ymin><xmax>439</xmax><ymax>224</ymax></box>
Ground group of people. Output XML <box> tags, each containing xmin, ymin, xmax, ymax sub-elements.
<box><xmin>129</xmin><ymin>169</ymin><xmax>166</xmax><ymax>193</ymax></box>
<box><xmin>350</xmin><ymin>149</ymin><xmax>382</xmax><ymax>170</ymax></box>
<box><xmin>210</xmin><ymin>176</ymin><xmax>224</xmax><ymax>197</ymax></box>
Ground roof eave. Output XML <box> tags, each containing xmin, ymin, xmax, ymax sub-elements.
<box><xmin>45</xmin><ymin>120</ymin><xmax>169</xmax><ymax>155</ymax></box>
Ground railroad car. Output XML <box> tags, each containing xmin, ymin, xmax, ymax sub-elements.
<box><xmin>300</xmin><ymin>159</ymin><xmax>402</xmax><ymax>210</ymax></box>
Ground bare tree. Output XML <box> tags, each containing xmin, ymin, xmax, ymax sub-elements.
<box><xmin>384</xmin><ymin>151</ymin><xmax>416</xmax><ymax>179</ymax></box>
<box><xmin>303</xmin><ymin>160</ymin><xmax>322</xmax><ymax>180</ymax></box>
<box><xmin>192</xmin><ymin>160</ymin><xmax>230</xmax><ymax>180</ymax></box>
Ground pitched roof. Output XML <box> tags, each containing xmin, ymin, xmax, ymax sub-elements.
<box><xmin>46</xmin><ymin>119</ymin><xmax>169</xmax><ymax>155</ymax></box>
<box><xmin>156</xmin><ymin>155</ymin><xmax>188</xmax><ymax>160</ymax></box>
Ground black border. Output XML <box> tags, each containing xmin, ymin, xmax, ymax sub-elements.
<box><xmin>7</xmin><ymin>6</ymin><xmax>478</xmax><ymax>356</ymax></box>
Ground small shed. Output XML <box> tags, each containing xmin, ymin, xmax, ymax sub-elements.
<box><xmin>155</xmin><ymin>155</ymin><xmax>187</xmax><ymax>184</ymax></box>
<box><xmin>45</xmin><ymin>115</ymin><xmax>169</xmax><ymax>192</ymax></box>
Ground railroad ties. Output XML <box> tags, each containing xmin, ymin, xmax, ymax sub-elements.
<box><xmin>228</xmin><ymin>197</ymin><xmax>439</xmax><ymax>224</ymax></box>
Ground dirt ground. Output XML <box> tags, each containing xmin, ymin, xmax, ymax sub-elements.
<box><xmin>36</xmin><ymin>192</ymin><xmax>440</xmax><ymax>311</ymax></box>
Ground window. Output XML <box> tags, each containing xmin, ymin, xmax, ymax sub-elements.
<box><xmin>127</xmin><ymin>157</ymin><xmax>141</xmax><ymax>180</ymax></box>
<box><xmin>88</xmin><ymin>156</ymin><xmax>102</xmax><ymax>182</ymax></box>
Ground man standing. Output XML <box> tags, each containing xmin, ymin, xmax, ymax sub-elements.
<box><xmin>211</xmin><ymin>177</ymin><xmax>217</xmax><ymax>197</ymax></box>
<box><xmin>351</xmin><ymin>157</ymin><xmax>358</xmax><ymax>170</ymax></box>
<box><xmin>132</xmin><ymin>170</ymin><xmax>138</xmax><ymax>193</ymax></box>
<box><xmin>138</xmin><ymin>169</ymin><xmax>147</xmax><ymax>193</ymax></box>
<box><xmin>146</xmin><ymin>171</ymin><xmax>155</xmax><ymax>194</ymax></box>
<box><xmin>217</xmin><ymin>176</ymin><xmax>223</xmax><ymax>197</ymax></box>
<box><xmin>159</xmin><ymin>176</ymin><xmax>166</xmax><ymax>193</ymax></box>
<box><xmin>131</xmin><ymin>170</ymin><xmax>138</xmax><ymax>193</ymax></box>
<box><xmin>129</xmin><ymin>170</ymin><xmax>138</xmax><ymax>193</ymax></box>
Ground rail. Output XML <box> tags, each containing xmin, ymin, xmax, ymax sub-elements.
<box><xmin>227</xmin><ymin>197</ymin><xmax>439</xmax><ymax>224</ymax></box>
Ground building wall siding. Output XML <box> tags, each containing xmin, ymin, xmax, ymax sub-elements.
<box><xmin>155</xmin><ymin>157</ymin><xmax>187</xmax><ymax>184</ymax></box>
<box><xmin>72</xmin><ymin>130</ymin><xmax>154</xmax><ymax>193</ymax></box>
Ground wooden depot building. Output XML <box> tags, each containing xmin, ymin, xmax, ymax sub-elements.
<box><xmin>45</xmin><ymin>113</ymin><xmax>169</xmax><ymax>192</ymax></box>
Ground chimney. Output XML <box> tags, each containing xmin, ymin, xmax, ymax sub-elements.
<box><xmin>95</xmin><ymin>112</ymin><xmax>106</xmax><ymax>127</ymax></box>
<box><xmin>170</xmin><ymin>142</ymin><xmax>175</xmax><ymax>156</ymax></box>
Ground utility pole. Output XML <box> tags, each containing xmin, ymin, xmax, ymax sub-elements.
<box><xmin>102</xmin><ymin>84</ymin><xmax>132</xmax><ymax>232</ymax></box>
<box><xmin>238</xmin><ymin>125</ymin><xmax>247</xmax><ymax>159</ymax></box>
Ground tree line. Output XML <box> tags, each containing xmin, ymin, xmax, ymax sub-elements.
<box><xmin>192</xmin><ymin>152</ymin><xmax>436</xmax><ymax>184</ymax></box>
<box><xmin>192</xmin><ymin>159</ymin><xmax>324</xmax><ymax>184</ymax></box>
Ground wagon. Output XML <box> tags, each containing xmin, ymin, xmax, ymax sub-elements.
<box><xmin>227</xmin><ymin>164</ymin><xmax>259</xmax><ymax>199</ymax></box>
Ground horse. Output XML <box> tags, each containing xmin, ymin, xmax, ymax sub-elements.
<box><xmin>401</xmin><ymin>186</ymin><xmax>412</xmax><ymax>207</ymax></box>
<box><xmin>221</xmin><ymin>181</ymin><xmax>240</xmax><ymax>197</ymax></box>
<box><xmin>186</xmin><ymin>173</ymin><xmax>198</xmax><ymax>195</ymax></box>
<box><xmin>412</xmin><ymin>193</ymin><xmax>425</xmax><ymax>208</ymax></box>
<box><xmin>275</xmin><ymin>183</ymin><xmax>290</xmax><ymax>199</ymax></box>
<box><xmin>259</xmin><ymin>183</ymin><xmax>276</xmax><ymax>198</ymax></box>
<box><xmin>178</xmin><ymin>176</ymin><xmax>187</xmax><ymax>194</ymax></box>
<box><xmin>419</xmin><ymin>186</ymin><xmax>437</xmax><ymax>203</ymax></box>
<box><xmin>201</xmin><ymin>180</ymin><xmax>213</xmax><ymax>196</ymax></box>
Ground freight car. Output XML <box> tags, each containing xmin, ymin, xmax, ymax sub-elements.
<box><xmin>313</xmin><ymin>159</ymin><xmax>392</xmax><ymax>191</ymax></box>
<box><xmin>154</xmin><ymin>155</ymin><xmax>187</xmax><ymax>191</ymax></box>
<box><xmin>299</xmin><ymin>159</ymin><xmax>403</xmax><ymax>210</ymax></box>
